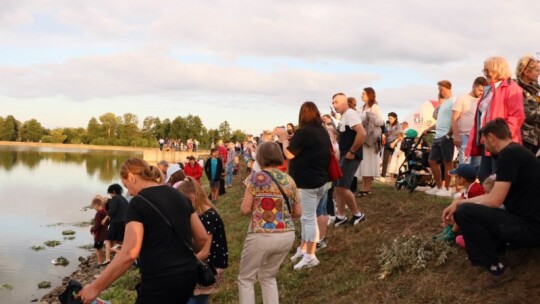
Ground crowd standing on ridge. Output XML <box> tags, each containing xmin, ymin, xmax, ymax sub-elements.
<box><xmin>76</xmin><ymin>54</ymin><xmax>540</xmax><ymax>303</ymax></box>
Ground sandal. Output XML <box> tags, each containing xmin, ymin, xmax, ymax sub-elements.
<box><xmin>99</xmin><ymin>260</ymin><xmax>111</xmax><ymax>267</ymax></box>
<box><xmin>355</xmin><ymin>191</ymin><xmax>371</xmax><ymax>197</ymax></box>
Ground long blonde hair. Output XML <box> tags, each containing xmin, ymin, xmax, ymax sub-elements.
<box><xmin>178</xmin><ymin>176</ymin><xmax>217</xmax><ymax>215</ymax></box>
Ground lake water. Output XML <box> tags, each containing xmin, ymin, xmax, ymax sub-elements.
<box><xmin>0</xmin><ymin>145</ymin><xmax>141</xmax><ymax>303</ymax></box>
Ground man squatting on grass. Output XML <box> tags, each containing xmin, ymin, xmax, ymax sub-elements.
<box><xmin>442</xmin><ymin>118</ymin><xmax>540</xmax><ymax>291</ymax></box>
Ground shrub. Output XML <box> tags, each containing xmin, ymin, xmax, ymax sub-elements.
<box><xmin>377</xmin><ymin>235</ymin><xmax>455</xmax><ymax>280</ymax></box>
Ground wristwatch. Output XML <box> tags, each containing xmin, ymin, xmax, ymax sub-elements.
<box><xmin>349</xmin><ymin>149</ymin><xmax>356</xmax><ymax>154</ymax></box>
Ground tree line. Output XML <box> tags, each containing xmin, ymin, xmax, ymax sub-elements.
<box><xmin>0</xmin><ymin>113</ymin><xmax>246</xmax><ymax>148</ymax></box>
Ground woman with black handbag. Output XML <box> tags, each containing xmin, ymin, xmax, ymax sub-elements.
<box><xmin>79</xmin><ymin>158</ymin><xmax>208</xmax><ymax>304</ymax></box>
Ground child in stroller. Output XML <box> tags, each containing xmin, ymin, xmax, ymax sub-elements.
<box><xmin>395</xmin><ymin>129</ymin><xmax>436</xmax><ymax>192</ymax></box>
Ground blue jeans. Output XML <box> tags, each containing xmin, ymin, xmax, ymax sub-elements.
<box><xmin>299</xmin><ymin>186</ymin><xmax>325</xmax><ymax>242</ymax></box>
<box><xmin>187</xmin><ymin>295</ymin><xmax>209</xmax><ymax>304</ymax></box>
<box><xmin>226</xmin><ymin>162</ymin><xmax>234</xmax><ymax>186</ymax></box>
<box><xmin>458</xmin><ymin>134</ymin><xmax>480</xmax><ymax>166</ymax></box>
<box><xmin>316</xmin><ymin>190</ymin><xmax>328</xmax><ymax>216</ymax></box>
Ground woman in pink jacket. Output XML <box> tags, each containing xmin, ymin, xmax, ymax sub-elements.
<box><xmin>466</xmin><ymin>56</ymin><xmax>525</xmax><ymax>182</ymax></box>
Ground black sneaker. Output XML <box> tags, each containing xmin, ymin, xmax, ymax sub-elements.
<box><xmin>316</xmin><ymin>238</ymin><xmax>327</xmax><ymax>252</ymax></box>
<box><xmin>350</xmin><ymin>213</ymin><xmax>366</xmax><ymax>226</ymax></box>
<box><xmin>334</xmin><ymin>217</ymin><xmax>348</xmax><ymax>227</ymax></box>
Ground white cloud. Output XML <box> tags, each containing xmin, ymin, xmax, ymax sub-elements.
<box><xmin>0</xmin><ymin>47</ymin><xmax>376</xmax><ymax>103</ymax></box>
<box><xmin>1</xmin><ymin>0</ymin><xmax>539</xmax><ymax>133</ymax></box>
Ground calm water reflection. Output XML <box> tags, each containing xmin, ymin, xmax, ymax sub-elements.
<box><xmin>0</xmin><ymin>146</ymin><xmax>140</xmax><ymax>303</ymax></box>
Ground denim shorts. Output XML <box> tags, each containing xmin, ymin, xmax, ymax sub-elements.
<box><xmin>429</xmin><ymin>135</ymin><xmax>454</xmax><ymax>162</ymax></box>
<box><xmin>335</xmin><ymin>157</ymin><xmax>361</xmax><ymax>188</ymax></box>
<box><xmin>316</xmin><ymin>191</ymin><xmax>328</xmax><ymax>216</ymax></box>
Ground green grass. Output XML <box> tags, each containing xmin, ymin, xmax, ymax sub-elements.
<box><xmin>101</xmin><ymin>170</ymin><xmax>540</xmax><ymax>303</ymax></box>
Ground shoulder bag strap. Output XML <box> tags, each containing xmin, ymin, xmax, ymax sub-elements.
<box><xmin>137</xmin><ymin>194</ymin><xmax>196</xmax><ymax>256</ymax></box>
<box><xmin>262</xmin><ymin>170</ymin><xmax>292</xmax><ymax>214</ymax></box>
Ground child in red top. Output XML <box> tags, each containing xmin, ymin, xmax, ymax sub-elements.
<box><xmin>90</xmin><ymin>196</ymin><xmax>109</xmax><ymax>267</ymax></box>
<box><xmin>435</xmin><ymin>164</ymin><xmax>485</xmax><ymax>242</ymax></box>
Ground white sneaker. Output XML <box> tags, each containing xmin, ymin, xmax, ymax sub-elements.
<box><xmin>293</xmin><ymin>256</ymin><xmax>320</xmax><ymax>270</ymax></box>
<box><xmin>435</xmin><ymin>188</ymin><xmax>452</xmax><ymax>197</ymax></box>
<box><xmin>290</xmin><ymin>247</ymin><xmax>304</xmax><ymax>262</ymax></box>
<box><xmin>327</xmin><ymin>216</ymin><xmax>336</xmax><ymax>226</ymax></box>
<box><xmin>425</xmin><ymin>187</ymin><xmax>440</xmax><ymax>195</ymax></box>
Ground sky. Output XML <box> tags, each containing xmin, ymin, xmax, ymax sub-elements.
<box><xmin>1</xmin><ymin>0</ymin><xmax>539</xmax><ymax>135</ymax></box>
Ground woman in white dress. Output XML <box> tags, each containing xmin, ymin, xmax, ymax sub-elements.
<box><xmin>356</xmin><ymin>87</ymin><xmax>385</xmax><ymax>196</ymax></box>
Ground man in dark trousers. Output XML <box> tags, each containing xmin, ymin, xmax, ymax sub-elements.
<box><xmin>442</xmin><ymin>118</ymin><xmax>540</xmax><ymax>290</ymax></box>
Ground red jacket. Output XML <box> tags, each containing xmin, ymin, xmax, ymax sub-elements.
<box><xmin>219</xmin><ymin>145</ymin><xmax>228</xmax><ymax>163</ymax></box>
<box><xmin>466</xmin><ymin>79</ymin><xmax>524</xmax><ymax>157</ymax></box>
<box><xmin>184</xmin><ymin>163</ymin><xmax>203</xmax><ymax>183</ymax></box>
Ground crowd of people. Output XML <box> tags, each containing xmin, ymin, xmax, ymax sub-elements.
<box><xmin>158</xmin><ymin>138</ymin><xmax>200</xmax><ymax>152</ymax></box>
<box><xmin>76</xmin><ymin>54</ymin><xmax>540</xmax><ymax>303</ymax></box>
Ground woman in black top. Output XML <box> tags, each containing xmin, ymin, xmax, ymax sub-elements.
<box><xmin>79</xmin><ymin>158</ymin><xmax>208</xmax><ymax>304</ymax></box>
<box><xmin>179</xmin><ymin>176</ymin><xmax>229</xmax><ymax>304</ymax></box>
<box><xmin>278</xmin><ymin>101</ymin><xmax>331</xmax><ymax>270</ymax></box>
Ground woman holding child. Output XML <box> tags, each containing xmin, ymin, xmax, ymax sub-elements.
<box><xmin>79</xmin><ymin>158</ymin><xmax>208</xmax><ymax>304</ymax></box>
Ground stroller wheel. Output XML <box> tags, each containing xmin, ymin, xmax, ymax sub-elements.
<box><xmin>395</xmin><ymin>176</ymin><xmax>403</xmax><ymax>190</ymax></box>
<box><xmin>407</xmin><ymin>175</ymin><xmax>418</xmax><ymax>193</ymax></box>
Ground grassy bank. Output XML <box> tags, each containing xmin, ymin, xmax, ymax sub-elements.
<box><xmin>100</xmin><ymin>170</ymin><xmax>540</xmax><ymax>303</ymax></box>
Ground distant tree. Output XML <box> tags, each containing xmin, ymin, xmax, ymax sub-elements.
<box><xmin>206</xmin><ymin>128</ymin><xmax>220</xmax><ymax>147</ymax></box>
<box><xmin>20</xmin><ymin>119</ymin><xmax>45</xmax><ymax>142</ymax></box>
<box><xmin>158</xmin><ymin>118</ymin><xmax>171</xmax><ymax>139</ymax></box>
<box><xmin>141</xmin><ymin>116</ymin><xmax>161</xmax><ymax>139</ymax></box>
<box><xmin>63</xmin><ymin>127</ymin><xmax>87</xmax><ymax>144</ymax></box>
<box><xmin>0</xmin><ymin>115</ymin><xmax>20</xmax><ymax>141</ymax></box>
<box><xmin>99</xmin><ymin>112</ymin><xmax>120</xmax><ymax>139</ymax></box>
<box><xmin>218</xmin><ymin>121</ymin><xmax>231</xmax><ymax>140</ymax></box>
<box><xmin>170</xmin><ymin>116</ymin><xmax>187</xmax><ymax>140</ymax></box>
<box><xmin>185</xmin><ymin>115</ymin><xmax>205</xmax><ymax>140</ymax></box>
<box><xmin>87</xmin><ymin>117</ymin><xmax>104</xmax><ymax>142</ymax></box>
<box><xmin>118</xmin><ymin>113</ymin><xmax>140</xmax><ymax>142</ymax></box>
<box><xmin>43</xmin><ymin>128</ymin><xmax>67</xmax><ymax>143</ymax></box>
<box><xmin>230</xmin><ymin>129</ymin><xmax>247</xmax><ymax>143</ymax></box>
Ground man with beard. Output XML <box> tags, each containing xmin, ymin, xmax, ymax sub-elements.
<box><xmin>451</xmin><ymin>76</ymin><xmax>487</xmax><ymax>166</ymax></box>
<box><xmin>442</xmin><ymin>118</ymin><xmax>540</xmax><ymax>291</ymax></box>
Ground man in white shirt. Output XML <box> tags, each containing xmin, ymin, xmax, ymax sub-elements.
<box><xmin>331</xmin><ymin>93</ymin><xmax>367</xmax><ymax>226</ymax></box>
<box><xmin>451</xmin><ymin>77</ymin><xmax>487</xmax><ymax>166</ymax></box>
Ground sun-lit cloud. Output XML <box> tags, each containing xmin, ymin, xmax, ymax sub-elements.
<box><xmin>1</xmin><ymin>0</ymin><xmax>539</xmax><ymax>133</ymax></box>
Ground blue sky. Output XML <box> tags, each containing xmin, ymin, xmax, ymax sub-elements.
<box><xmin>1</xmin><ymin>0</ymin><xmax>539</xmax><ymax>134</ymax></box>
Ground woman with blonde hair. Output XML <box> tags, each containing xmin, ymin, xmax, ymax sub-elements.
<box><xmin>516</xmin><ymin>55</ymin><xmax>540</xmax><ymax>155</ymax></box>
<box><xmin>79</xmin><ymin>158</ymin><xmax>208</xmax><ymax>304</ymax></box>
<box><xmin>238</xmin><ymin>141</ymin><xmax>301</xmax><ymax>303</ymax></box>
<box><xmin>466</xmin><ymin>56</ymin><xmax>525</xmax><ymax>182</ymax></box>
<box><xmin>179</xmin><ymin>177</ymin><xmax>228</xmax><ymax>304</ymax></box>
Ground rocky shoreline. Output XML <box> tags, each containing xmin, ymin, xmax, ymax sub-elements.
<box><xmin>40</xmin><ymin>254</ymin><xmax>102</xmax><ymax>304</ymax></box>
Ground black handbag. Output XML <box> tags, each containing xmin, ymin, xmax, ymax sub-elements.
<box><xmin>58</xmin><ymin>280</ymin><xmax>82</xmax><ymax>304</ymax></box>
<box><xmin>138</xmin><ymin>195</ymin><xmax>217</xmax><ymax>287</ymax></box>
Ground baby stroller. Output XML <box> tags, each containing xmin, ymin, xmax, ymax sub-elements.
<box><xmin>395</xmin><ymin>130</ymin><xmax>436</xmax><ymax>193</ymax></box>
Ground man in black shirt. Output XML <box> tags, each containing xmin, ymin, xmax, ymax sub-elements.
<box><xmin>442</xmin><ymin>118</ymin><xmax>540</xmax><ymax>291</ymax></box>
